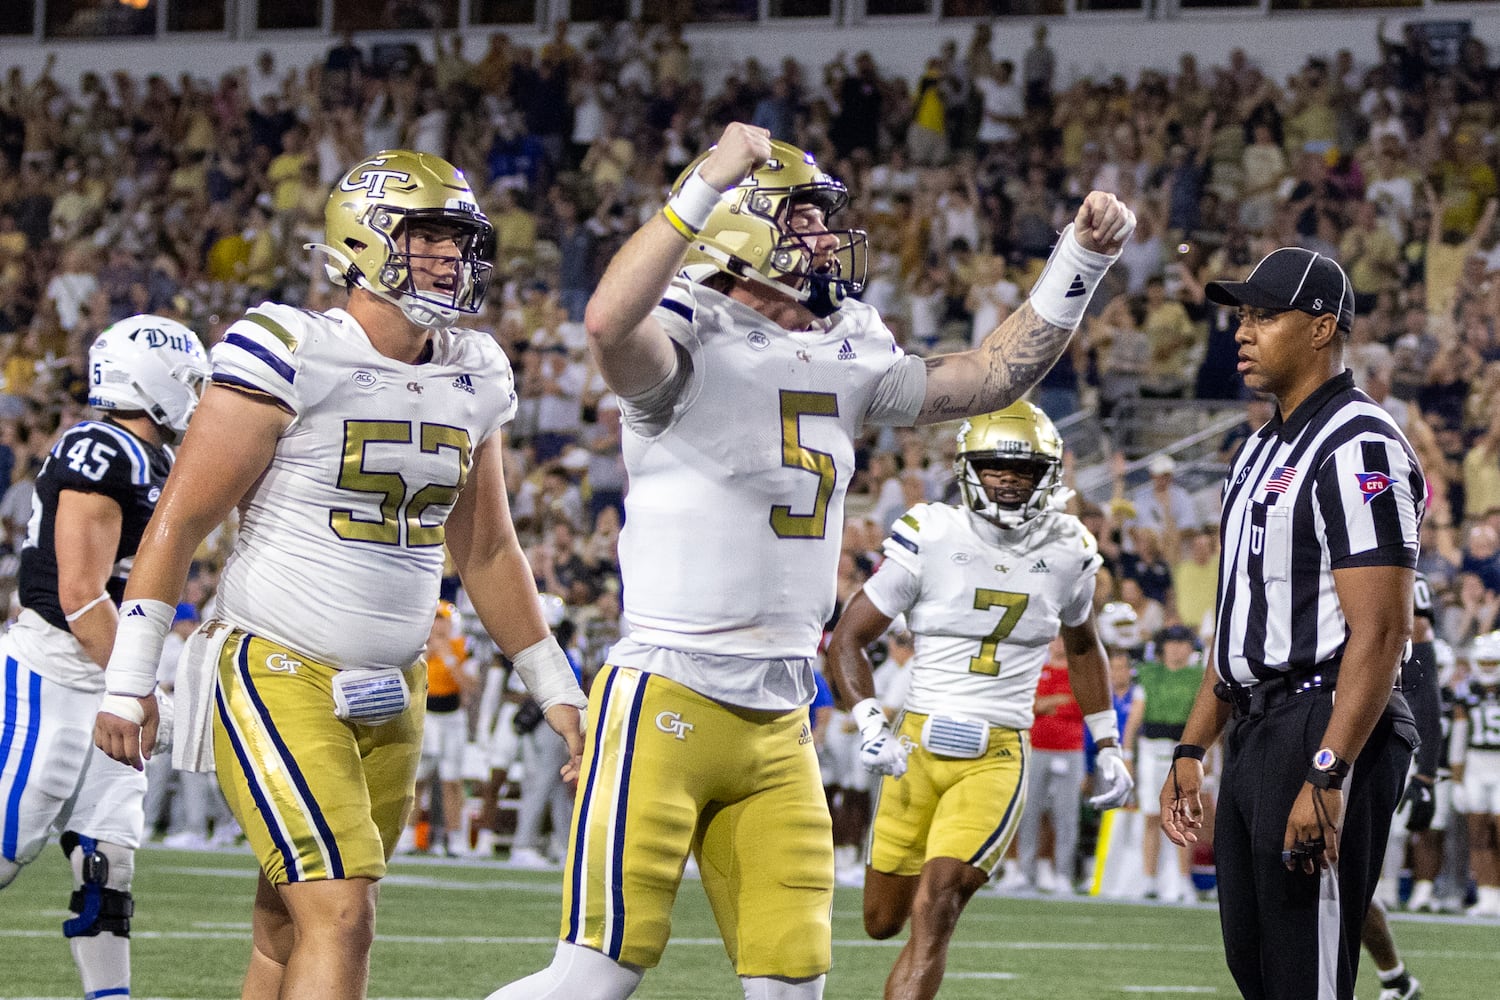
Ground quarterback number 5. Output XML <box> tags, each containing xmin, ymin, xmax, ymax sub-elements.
<box><xmin>968</xmin><ymin>589</ymin><xmax>1029</xmax><ymax>676</ymax></box>
<box><xmin>330</xmin><ymin>419</ymin><xmax>472</xmax><ymax>547</ymax></box>
<box><xmin>771</xmin><ymin>390</ymin><xmax>840</xmax><ymax>540</ymax></box>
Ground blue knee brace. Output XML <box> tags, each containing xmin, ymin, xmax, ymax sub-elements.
<box><xmin>60</xmin><ymin>832</ymin><xmax>133</xmax><ymax>938</ymax></box>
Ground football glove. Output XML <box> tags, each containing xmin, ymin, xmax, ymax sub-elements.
<box><xmin>1450</xmin><ymin>782</ymin><xmax>1468</xmax><ymax>815</ymax></box>
<box><xmin>152</xmin><ymin>688</ymin><xmax>175</xmax><ymax>757</ymax></box>
<box><xmin>1088</xmin><ymin>745</ymin><xmax>1134</xmax><ymax>810</ymax></box>
<box><xmin>1401</xmin><ymin>777</ymin><xmax>1436</xmax><ymax>832</ymax></box>
<box><xmin>853</xmin><ymin>698</ymin><xmax>908</xmax><ymax>779</ymax></box>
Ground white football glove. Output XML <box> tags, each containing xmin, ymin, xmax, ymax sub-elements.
<box><xmin>852</xmin><ymin>698</ymin><xmax>908</xmax><ymax>779</ymax></box>
<box><xmin>1088</xmin><ymin>745</ymin><xmax>1133</xmax><ymax>810</ymax></box>
<box><xmin>152</xmin><ymin>688</ymin><xmax>175</xmax><ymax>757</ymax></box>
<box><xmin>1450</xmin><ymin>781</ymin><xmax>1468</xmax><ymax>815</ymax></box>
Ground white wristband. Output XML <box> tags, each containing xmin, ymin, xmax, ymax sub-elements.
<box><xmin>666</xmin><ymin>166</ymin><xmax>725</xmax><ymax>233</ymax></box>
<box><xmin>510</xmin><ymin>635</ymin><xmax>587</xmax><ymax>712</ymax></box>
<box><xmin>1028</xmin><ymin>223</ymin><xmax>1119</xmax><ymax>330</ymax></box>
<box><xmin>1084</xmin><ymin>709</ymin><xmax>1120</xmax><ymax>746</ymax></box>
<box><xmin>105</xmin><ymin>598</ymin><xmax>173</xmax><ymax>697</ymax></box>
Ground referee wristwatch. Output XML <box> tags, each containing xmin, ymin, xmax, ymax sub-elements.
<box><xmin>1306</xmin><ymin>747</ymin><xmax>1350</xmax><ymax>789</ymax></box>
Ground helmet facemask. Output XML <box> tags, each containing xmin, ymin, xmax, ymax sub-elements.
<box><xmin>345</xmin><ymin>208</ymin><xmax>494</xmax><ymax>329</ymax></box>
<box><xmin>958</xmin><ymin>455</ymin><xmax>1062</xmax><ymax>529</ymax></box>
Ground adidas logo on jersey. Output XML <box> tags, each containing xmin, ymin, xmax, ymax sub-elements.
<box><xmin>451</xmin><ymin>374</ymin><xmax>475</xmax><ymax>394</ymax></box>
<box><xmin>1030</xmin><ymin>559</ymin><xmax>1049</xmax><ymax>573</ymax></box>
<box><xmin>1064</xmin><ymin>274</ymin><xmax>1086</xmax><ymax>298</ymax></box>
<box><xmin>798</xmin><ymin>723</ymin><xmax>814</xmax><ymax>745</ymax></box>
<box><xmin>837</xmin><ymin>339</ymin><xmax>857</xmax><ymax>360</ymax></box>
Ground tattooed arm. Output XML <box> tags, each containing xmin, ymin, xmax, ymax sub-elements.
<box><xmin>915</xmin><ymin>191</ymin><xmax>1135</xmax><ymax>426</ymax></box>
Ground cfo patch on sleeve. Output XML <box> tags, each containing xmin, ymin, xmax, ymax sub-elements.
<box><xmin>1355</xmin><ymin>472</ymin><xmax>1394</xmax><ymax>504</ymax></box>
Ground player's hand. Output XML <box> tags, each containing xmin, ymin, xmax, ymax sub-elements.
<box><xmin>696</xmin><ymin>123</ymin><xmax>773</xmax><ymax>192</ymax></box>
<box><xmin>1089</xmin><ymin>745</ymin><xmax>1134</xmax><ymax>810</ymax></box>
<box><xmin>94</xmin><ymin>693</ymin><xmax>160</xmax><ymax>771</ymax></box>
<box><xmin>852</xmin><ymin>698</ymin><xmax>909</xmax><ymax>778</ymax></box>
<box><xmin>1160</xmin><ymin>757</ymin><xmax>1204</xmax><ymax>846</ymax></box>
<box><xmin>1072</xmin><ymin>191</ymin><xmax>1136</xmax><ymax>256</ymax></box>
<box><xmin>1450</xmin><ymin>781</ymin><xmax>1468</xmax><ymax>815</ymax></box>
<box><xmin>1283</xmin><ymin>784</ymin><xmax>1343</xmax><ymax>874</ymax></box>
<box><xmin>1401</xmin><ymin>775</ymin><xmax>1436</xmax><ymax>832</ymax></box>
<box><xmin>544</xmin><ymin>703</ymin><xmax>586</xmax><ymax>790</ymax></box>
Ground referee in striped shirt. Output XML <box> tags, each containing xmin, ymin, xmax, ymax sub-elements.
<box><xmin>1158</xmin><ymin>248</ymin><xmax>1421</xmax><ymax>1000</ymax></box>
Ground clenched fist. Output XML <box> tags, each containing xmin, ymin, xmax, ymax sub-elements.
<box><xmin>1072</xmin><ymin>191</ymin><xmax>1136</xmax><ymax>257</ymax></box>
<box><xmin>695</xmin><ymin>123</ymin><xmax>774</xmax><ymax>193</ymax></box>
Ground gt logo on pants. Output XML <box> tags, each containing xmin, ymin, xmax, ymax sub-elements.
<box><xmin>266</xmin><ymin>653</ymin><xmax>303</xmax><ymax>674</ymax></box>
<box><xmin>655</xmin><ymin>711</ymin><xmax>694</xmax><ymax>741</ymax></box>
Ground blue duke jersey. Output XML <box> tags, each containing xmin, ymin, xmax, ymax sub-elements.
<box><xmin>861</xmin><ymin>503</ymin><xmax>1102</xmax><ymax>730</ymax></box>
<box><xmin>17</xmin><ymin>421</ymin><xmax>173</xmax><ymax>688</ymax></box>
<box><xmin>209</xmin><ymin>303</ymin><xmax>517</xmax><ymax>671</ymax></box>
<box><xmin>611</xmin><ymin>276</ymin><xmax>921</xmax><ymax>705</ymax></box>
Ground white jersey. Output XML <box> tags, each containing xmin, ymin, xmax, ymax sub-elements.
<box><xmin>210</xmin><ymin>303</ymin><xmax>517</xmax><ymax>671</ymax></box>
<box><xmin>613</xmin><ymin>278</ymin><xmax>914</xmax><ymax>703</ymax></box>
<box><xmin>861</xmin><ymin>503</ymin><xmax>1101</xmax><ymax>731</ymax></box>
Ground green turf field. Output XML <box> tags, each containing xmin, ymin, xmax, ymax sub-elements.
<box><xmin>2</xmin><ymin>846</ymin><xmax>1495</xmax><ymax>998</ymax></box>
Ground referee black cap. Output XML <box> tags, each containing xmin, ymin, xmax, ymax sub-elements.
<box><xmin>1205</xmin><ymin>248</ymin><xmax>1354</xmax><ymax>333</ymax></box>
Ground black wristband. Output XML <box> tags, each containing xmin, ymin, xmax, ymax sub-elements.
<box><xmin>1306</xmin><ymin>766</ymin><xmax>1344</xmax><ymax>790</ymax></box>
<box><xmin>1172</xmin><ymin>744</ymin><xmax>1207</xmax><ymax>762</ymax></box>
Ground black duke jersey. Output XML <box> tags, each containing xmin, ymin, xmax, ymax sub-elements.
<box><xmin>18</xmin><ymin>420</ymin><xmax>173</xmax><ymax>631</ymax></box>
<box><xmin>1463</xmin><ymin>683</ymin><xmax>1500</xmax><ymax>752</ymax></box>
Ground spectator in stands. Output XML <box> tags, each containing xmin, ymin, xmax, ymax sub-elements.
<box><xmin>1013</xmin><ymin>633</ymin><xmax>1086</xmax><ymax>894</ymax></box>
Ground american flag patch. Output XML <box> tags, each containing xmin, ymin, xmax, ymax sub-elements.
<box><xmin>1264</xmin><ymin>465</ymin><xmax>1297</xmax><ymax>495</ymax></box>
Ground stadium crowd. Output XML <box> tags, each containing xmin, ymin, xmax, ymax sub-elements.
<box><xmin>1</xmin><ymin>16</ymin><xmax>1499</xmax><ymax>911</ymax></box>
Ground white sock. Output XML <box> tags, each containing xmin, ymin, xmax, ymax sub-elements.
<box><xmin>486</xmin><ymin>941</ymin><xmax>644</xmax><ymax>1000</ymax></box>
<box><xmin>741</xmin><ymin>975</ymin><xmax>826</xmax><ymax>999</ymax></box>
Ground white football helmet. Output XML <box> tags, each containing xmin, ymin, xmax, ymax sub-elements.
<box><xmin>309</xmin><ymin>149</ymin><xmax>494</xmax><ymax>330</ymax></box>
<box><xmin>88</xmin><ymin>314</ymin><xmax>209</xmax><ymax>444</ymax></box>
<box><xmin>1470</xmin><ymin>631</ymin><xmax>1500</xmax><ymax>685</ymax></box>
<box><xmin>954</xmin><ymin>401</ymin><xmax>1066</xmax><ymax>530</ymax></box>
<box><xmin>1097</xmin><ymin>602</ymin><xmax>1141</xmax><ymax>651</ymax></box>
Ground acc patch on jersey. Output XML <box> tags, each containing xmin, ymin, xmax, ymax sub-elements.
<box><xmin>1355</xmin><ymin>471</ymin><xmax>1394</xmax><ymax>504</ymax></box>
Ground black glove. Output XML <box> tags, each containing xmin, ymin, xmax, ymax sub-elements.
<box><xmin>1402</xmin><ymin>777</ymin><xmax>1436</xmax><ymax>833</ymax></box>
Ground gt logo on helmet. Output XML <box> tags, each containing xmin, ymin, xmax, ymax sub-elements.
<box><xmin>340</xmin><ymin>162</ymin><xmax>413</xmax><ymax>199</ymax></box>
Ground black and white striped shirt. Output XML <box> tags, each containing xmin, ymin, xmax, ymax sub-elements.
<box><xmin>1215</xmin><ymin>370</ymin><xmax>1424</xmax><ymax>689</ymax></box>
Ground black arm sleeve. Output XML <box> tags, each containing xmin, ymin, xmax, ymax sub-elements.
<box><xmin>1404</xmin><ymin>640</ymin><xmax>1442</xmax><ymax>779</ymax></box>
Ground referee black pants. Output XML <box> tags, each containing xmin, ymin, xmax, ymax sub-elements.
<box><xmin>1215</xmin><ymin>689</ymin><xmax>1416</xmax><ymax>1000</ymax></box>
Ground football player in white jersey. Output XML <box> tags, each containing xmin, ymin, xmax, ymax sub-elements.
<box><xmin>826</xmin><ymin>402</ymin><xmax>1133</xmax><ymax>999</ymax></box>
<box><xmin>93</xmin><ymin>150</ymin><xmax>587</xmax><ymax>1000</ymax></box>
<box><xmin>489</xmin><ymin>123</ymin><xmax>1133</xmax><ymax>1000</ymax></box>
<box><xmin>0</xmin><ymin>314</ymin><xmax>208</xmax><ymax>1000</ymax></box>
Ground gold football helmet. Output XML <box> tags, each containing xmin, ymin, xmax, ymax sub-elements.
<box><xmin>954</xmin><ymin>401</ymin><xmax>1065</xmax><ymax>529</ymax></box>
<box><xmin>309</xmin><ymin>149</ymin><xmax>494</xmax><ymax>329</ymax></box>
<box><xmin>676</xmin><ymin>140</ymin><xmax>867</xmax><ymax>316</ymax></box>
